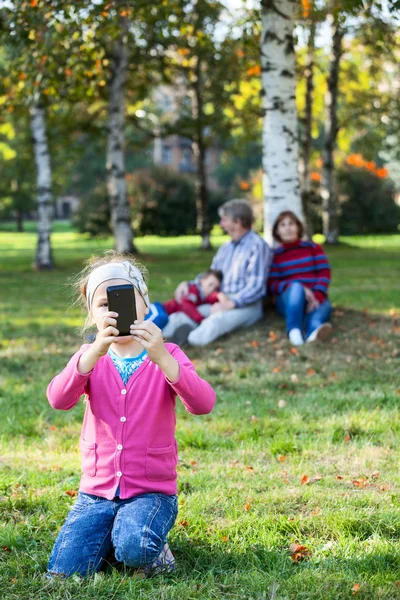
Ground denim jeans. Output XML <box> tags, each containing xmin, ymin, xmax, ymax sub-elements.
<box><xmin>276</xmin><ymin>282</ymin><xmax>332</xmax><ymax>338</ymax></box>
<box><xmin>47</xmin><ymin>492</ymin><xmax>178</xmax><ymax>577</ymax></box>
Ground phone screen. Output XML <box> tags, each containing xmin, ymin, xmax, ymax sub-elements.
<box><xmin>106</xmin><ymin>284</ymin><xmax>137</xmax><ymax>336</ymax></box>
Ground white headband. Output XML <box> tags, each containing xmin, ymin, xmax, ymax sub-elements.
<box><xmin>86</xmin><ymin>261</ymin><xmax>150</xmax><ymax>311</ymax></box>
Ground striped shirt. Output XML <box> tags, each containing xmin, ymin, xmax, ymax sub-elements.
<box><xmin>268</xmin><ymin>240</ymin><xmax>331</xmax><ymax>302</ymax></box>
<box><xmin>210</xmin><ymin>230</ymin><xmax>271</xmax><ymax>308</ymax></box>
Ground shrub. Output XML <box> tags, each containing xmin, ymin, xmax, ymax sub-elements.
<box><xmin>337</xmin><ymin>167</ymin><xmax>400</xmax><ymax>235</ymax></box>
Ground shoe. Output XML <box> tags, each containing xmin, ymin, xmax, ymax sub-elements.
<box><xmin>168</xmin><ymin>323</ymin><xmax>193</xmax><ymax>346</ymax></box>
<box><xmin>288</xmin><ymin>328</ymin><xmax>304</xmax><ymax>346</ymax></box>
<box><xmin>145</xmin><ymin>543</ymin><xmax>176</xmax><ymax>576</ymax></box>
<box><xmin>306</xmin><ymin>323</ymin><xmax>333</xmax><ymax>343</ymax></box>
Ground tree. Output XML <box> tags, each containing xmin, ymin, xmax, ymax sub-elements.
<box><xmin>163</xmin><ymin>0</ymin><xmax>242</xmax><ymax>249</ymax></box>
<box><xmin>260</xmin><ymin>0</ymin><xmax>304</xmax><ymax>243</ymax></box>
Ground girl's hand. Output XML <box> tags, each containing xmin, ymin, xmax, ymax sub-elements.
<box><xmin>130</xmin><ymin>320</ymin><xmax>180</xmax><ymax>381</ymax></box>
<box><xmin>91</xmin><ymin>311</ymin><xmax>119</xmax><ymax>356</ymax></box>
<box><xmin>130</xmin><ymin>320</ymin><xmax>166</xmax><ymax>363</ymax></box>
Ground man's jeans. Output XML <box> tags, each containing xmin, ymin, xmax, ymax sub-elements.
<box><xmin>162</xmin><ymin>301</ymin><xmax>263</xmax><ymax>347</ymax></box>
<box><xmin>47</xmin><ymin>492</ymin><xmax>178</xmax><ymax>577</ymax></box>
<box><xmin>276</xmin><ymin>282</ymin><xmax>332</xmax><ymax>338</ymax></box>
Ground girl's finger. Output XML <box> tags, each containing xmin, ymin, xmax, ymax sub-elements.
<box><xmin>103</xmin><ymin>325</ymin><xmax>119</xmax><ymax>337</ymax></box>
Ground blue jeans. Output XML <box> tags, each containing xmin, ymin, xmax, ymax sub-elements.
<box><xmin>276</xmin><ymin>282</ymin><xmax>332</xmax><ymax>338</ymax></box>
<box><xmin>47</xmin><ymin>492</ymin><xmax>178</xmax><ymax>577</ymax></box>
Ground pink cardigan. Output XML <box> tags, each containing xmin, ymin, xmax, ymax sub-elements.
<box><xmin>47</xmin><ymin>343</ymin><xmax>216</xmax><ymax>500</ymax></box>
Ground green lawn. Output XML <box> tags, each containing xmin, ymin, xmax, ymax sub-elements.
<box><xmin>0</xmin><ymin>230</ymin><xmax>399</xmax><ymax>599</ymax></box>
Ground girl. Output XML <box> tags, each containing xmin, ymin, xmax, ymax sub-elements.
<box><xmin>268</xmin><ymin>211</ymin><xmax>332</xmax><ymax>346</ymax></box>
<box><xmin>46</xmin><ymin>252</ymin><xmax>216</xmax><ymax>578</ymax></box>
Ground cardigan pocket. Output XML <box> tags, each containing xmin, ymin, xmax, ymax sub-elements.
<box><xmin>145</xmin><ymin>445</ymin><xmax>175</xmax><ymax>482</ymax></box>
<box><xmin>80</xmin><ymin>439</ymin><xmax>97</xmax><ymax>477</ymax></box>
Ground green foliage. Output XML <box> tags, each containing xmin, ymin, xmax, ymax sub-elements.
<box><xmin>72</xmin><ymin>185</ymin><xmax>111</xmax><ymax>237</ymax></box>
<box><xmin>338</xmin><ymin>167</ymin><xmax>400</xmax><ymax>234</ymax></box>
<box><xmin>129</xmin><ymin>167</ymin><xmax>225</xmax><ymax>237</ymax></box>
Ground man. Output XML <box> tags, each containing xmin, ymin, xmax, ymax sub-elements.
<box><xmin>163</xmin><ymin>199</ymin><xmax>271</xmax><ymax>346</ymax></box>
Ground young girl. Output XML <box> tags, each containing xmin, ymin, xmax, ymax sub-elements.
<box><xmin>268</xmin><ymin>211</ymin><xmax>332</xmax><ymax>346</ymax></box>
<box><xmin>46</xmin><ymin>252</ymin><xmax>216</xmax><ymax>578</ymax></box>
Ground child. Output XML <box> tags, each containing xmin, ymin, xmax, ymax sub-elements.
<box><xmin>268</xmin><ymin>211</ymin><xmax>332</xmax><ymax>346</ymax></box>
<box><xmin>146</xmin><ymin>269</ymin><xmax>223</xmax><ymax>329</ymax></box>
<box><xmin>46</xmin><ymin>252</ymin><xmax>216</xmax><ymax>578</ymax></box>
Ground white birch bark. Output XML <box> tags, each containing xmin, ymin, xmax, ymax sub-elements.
<box><xmin>30</xmin><ymin>101</ymin><xmax>53</xmax><ymax>269</ymax></box>
<box><xmin>321</xmin><ymin>13</ymin><xmax>343</xmax><ymax>244</ymax></box>
<box><xmin>107</xmin><ymin>27</ymin><xmax>135</xmax><ymax>254</ymax></box>
<box><xmin>260</xmin><ymin>0</ymin><xmax>304</xmax><ymax>244</ymax></box>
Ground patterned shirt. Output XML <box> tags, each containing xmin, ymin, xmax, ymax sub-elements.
<box><xmin>108</xmin><ymin>347</ymin><xmax>148</xmax><ymax>385</ymax></box>
<box><xmin>210</xmin><ymin>230</ymin><xmax>271</xmax><ymax>307</ymax></box>
<box><xmin>267</xmin><ymin>240</ymin><xmax>331</xmax><ymax>302</ymax></box>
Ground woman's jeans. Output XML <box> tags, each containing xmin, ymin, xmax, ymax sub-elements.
<box><xmin>276</xmin><ymin>282</ymin><xmax>332</xmax><ymax>338</ymax></box>
<box><xmin>47</xmin><ymin>492</ymin><xmax>178</xmax><ymax>577</ymax></box>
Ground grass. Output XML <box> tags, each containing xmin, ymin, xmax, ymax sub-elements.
<box><xmin>0</xmin><ymin>229</ymin><xmax>400</xmax><ymax>599</ymax></box>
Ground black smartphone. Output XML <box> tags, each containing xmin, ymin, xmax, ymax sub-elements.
<box><xmin>106</xmin><ymin>284</ymin><xmax>137</xmax><ymax>336</ymax></box>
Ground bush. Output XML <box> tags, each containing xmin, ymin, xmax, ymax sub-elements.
<box><xmin>338</xmin><ymin>167</ymin><xmax>400</xmax><ymax>235</ymax></box>
<box><xmin>129</xmin><ymin>167</ymin><xmax>225</xmax><ymax>237</ymax></box>
<box><xmin>72</xmin><ymin>185</ymin><xmax>111</xmax><ymax>236</ymax></box>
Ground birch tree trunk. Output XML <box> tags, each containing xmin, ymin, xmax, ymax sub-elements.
<box><xmin>299</xmin><ymin>20</ymin><xmax>316</xmax><ymax>239</ymax></box>
<box><xmin>321</xmin><ymin>13</ymin><xmax>343</xmax><ymax>244</ymax></box>
<box><xmin>192</xmin><ymin>58</ymin><xmax>211</xmax><ymax>250</ymax></box>
<box><xmin>30</xmin><ymin>101</ymin><xmax>53</xmax><ymax>269</ymax></box>
<box><xmin>107</xmin><ymin>27</ymin><xmax>136</xmax><ymax>254</ymax></box>
<box><xmin>260</xmin><ymin>0</ymin><xmax>304</xmax><ymax>244</ymax></box>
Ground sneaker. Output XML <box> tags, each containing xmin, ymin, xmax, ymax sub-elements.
<box><xmin>288</xmin><ymin>328</ymin><xmax>304</xmax><ymax>346</ymax></box>
<box><xmin>168</xmin><ymin>323</ymin><xmax>193</xmax><ymax>346</ymax></box>
<box><xmin>145</xmin><ymin>543</ymin><xmax>176</xmax><ymax>576</ymax></box>
<box><xmin>306</xmin><ymin>322</ymin><xmax>333</xmax><ymax>343</ymax></box>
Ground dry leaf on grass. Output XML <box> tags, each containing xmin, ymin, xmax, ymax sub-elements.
<box><xmin>289</xmin><ymin>543</ymin><xmax>311</xmax><ymax>562</ymax></box>
<box><xmin>352</xmin><ymin>478</ymin><xmax>368</xmax><ymax>488</ymax></box>
<box><xmin>278</xmin><ymin>399</ymin><xmax>286</xmax><ymax>408</ymax></box>
<box><xmin>251</xmin><ymin>340</ymin><xmax>260</xmax><ymax>348</ymax></box>
<box><xmin>290</xmin><ymin>347</ymin><xmax>298</xmax><ymax>355</ymax></box>
<box><xmin>351</xmin><ymin>583</ymin><xmax>361</xmax><ymax>594</ymax></box>
<box><xmin>269</xmin><ymin>331</ymin><xmax>278</xmax><ymax>341</ymax></box>
<box><xmin>65</xmin><ymin>490</ymin><xmax>78</xmax><ymax>497</ymax></box>
<box><xmin>306</xmin><ymin>368</ymin><xmax>316</xmax><ymax>376</ymax></box>
<box><xmin>301</xmin><ymin>474</ymin><xmax>310</xmax><ymax>485</ymax></box>
<box><xmin>273</xmin><ymin>367</ymin><xmax>281</xmax><ymax>373</ymax></box>
<box><xmin>290</xmin><ymin>374</ymin><xmax>299</xmax><ymax>383</ymax></box>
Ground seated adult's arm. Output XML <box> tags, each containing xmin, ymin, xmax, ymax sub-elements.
<box><xmin>228</xmin><ymin>241</ymin><xmax>272</xmax><ymax>308</ymax></box>
<box><xmin>267</xmin><ymin>256</ymin><xmax>287</xmax><ymax>295</ymax></box>
<box><xmin>310</xmin><ymin>243</ymin><xmax>331</xmax><ymax>302</ymax></box>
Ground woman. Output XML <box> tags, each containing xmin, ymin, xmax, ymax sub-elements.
<box><xmin>268</xmin><ymin>211</ymin><xmax>332</xmax><ymax>346</ymax></box>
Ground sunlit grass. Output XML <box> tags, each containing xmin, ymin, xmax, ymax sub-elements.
<box><xmin>1</xmin><ymin>229</ymin><xmax>400</xmax><ymax>599</ymax></box>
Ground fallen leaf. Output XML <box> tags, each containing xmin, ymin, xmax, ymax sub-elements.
<box><xmin>179</xmin><ymin>520</ymin><xmax>188</xmax><ymax>527</ymax></box>
<box><xmin>278</xmin><ymin>399</ymin><xmax>286</xmax><ymax>408</ymax></box>
<box><xmin>380</xmin><ymin>483</ymin><xmax>390</xmax><ymax>491</ymax></box>
<box><xmin>371</xmin><ymin>471</ymin><xmax>379</xmax><ymax>479</ymax></box>
<box><xmin>352</xmin><ymin>478</ymin><xmax>368</xmax><ymax>488</ymax></box>
<box><xmin>251</xmin><ymin>340</ymin><xmax>260</xmax><ymax>348</ymax></box>
<box><xmin>330</xmin><ymin>372</ymin><xmax>337</xmax><ymax>378</ymax></box>
<box><xmin>250</xmin><ymin>415</ymin><xmax>258</xmax><ymax>422</ymax></box>
<box><xmin>278</xmin><ymin>455</ymin><xmax>286</xmax><ymax>462</ymax></box>
<box><xmin>290</xmin><ymin>347</ymin><xmax>298</xmax><ymax>355</ymax></box>
<box><xmin>190</xmin><ymin>460</ymin><xmax>197</xmax><ymax>466</ymax></box>
<box><xmin>351</xmin><ymin>583</ymin><xmax>361</xmax><ymax>595</ymax></box>
<box><xmin>336</xmin><ymin>475</ymin><xmax>344</xmax><ymax>480</ymax></box>
<box><xmin>269</xmin><ymin>331</ymin><xmax>278</xmax><ymax>341</ymax></box>
<box><xmin>344</xmin><ymin>434</ymin><xmax>351</xmax><ymax>443</ymax></box>
<box><xmin>306</xmin><ymin>368</ymin><xmax>316</xmax><ymax>376</ymax></box>
<box><xmin>244</xmin><ymin>503</ymin><xmax>251</xmax><ymax>511</ymax></box>
<box><xmin>65</xmin><ymin>490</ymin><xmax>78</xmax><ymax>497</ymax></box>
<box><xmin>2</xmin><ymin>546</ymin><xmax>12</xmax><ymax>552</ymax></box>
<box><xmin>245</xmin><ymin>465</ymin><xmax>254</xmax><ymax>471</ymax></box>
<box><xmin>215</xmin><ymin>348</ymin><xmax>223</xmax><ymax>355</ymax></box>
<box><xmin>272</xmin><ymin>367</ymin><xmax>281</xmax><ymax>373</ymax></box>
<box><xmin>30</xmin><ymin>0</ymin><xmax>38</xmax><ymax>6</ymax></box>
<box><xmin>221</xmin><ymin>536</ymin><xmax>228</xmax><ymax>542</ymax></box>
<box><xmin>301</xmin><ymin>474</ymin><xmax>310</xmax><ymax>485</ymax></box>
<box><xmin>11</xmin><ymin>577</ymin><xmax>16</xmax><ymax>584</ymax></box>
<box><xmin>290</xmin><ymin>374</ymin><xmax>299</xmax><ymax>383</ymax></box>
<box><xmin>289</xmin><ymin>543</ymin><xmax>310</xmax><ymax>562</ymax></box>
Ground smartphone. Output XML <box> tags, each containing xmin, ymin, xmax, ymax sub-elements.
<box><xmin>106</xmin><ymin>284</ymin><xmax>137</xmax><ymax>336</ymax></box>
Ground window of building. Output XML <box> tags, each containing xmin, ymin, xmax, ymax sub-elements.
<box><xmin>162</xmin><ymin>145</ymin><xmax>172</xmax><ymax>164</ymax></box>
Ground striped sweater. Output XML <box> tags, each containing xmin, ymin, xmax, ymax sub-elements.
<box><xmin>268</xmin><ymin>240</ymin><xmax>331</xmax><ymax>302</ymax></box>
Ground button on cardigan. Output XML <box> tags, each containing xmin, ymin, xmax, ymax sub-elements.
<box><xmin>47</xmin><ymin>343</ymin><xmax>216</xmax><ymax>500</ymax></box>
